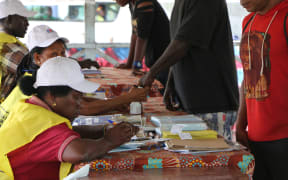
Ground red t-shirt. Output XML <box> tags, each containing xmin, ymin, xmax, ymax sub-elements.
<box><xmin>7</xmin><ymin>98</ymin><xmax>80</xmax><ymax>180</ymax></box>
<box><xmin>240</xmin><ymin>0</ymin><xmax>288</xmax><ymax>141</ymax></box>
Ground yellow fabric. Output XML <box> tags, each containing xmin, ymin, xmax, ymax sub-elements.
<box><xmin>162</xmin><ymin>130</ymin><xmax>218</xmax><ymax>140</ymax></box>
<box><xmin>0</xmin><ymin>32</ymin><xmax>26</xmax><ymax>47</ymax></box>
<box><xmin>0</xmin><ymin>100</ymin><xmax>73</xmax><ymax>180</ymax></box>
<box><xmin>0</xmin><ymin>73</ymin><xmax>32</xmax><ymax>127</ymax></box>
<box><xmin>0</xmin><ymin>171</ymin><xmax>12</xmax><ymax>180</ymax></box>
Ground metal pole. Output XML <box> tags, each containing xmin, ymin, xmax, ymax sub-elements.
<box><xmin>84</xmin><ymin>0</ymin><xmax>96</xmax><ymax>60</ymax></box>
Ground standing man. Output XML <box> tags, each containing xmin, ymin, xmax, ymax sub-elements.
<box><xmin>236</xmin><ymin>0</ymin><xmax>288</xmax><ymax>179</ymax></box>
<box><xmin>139</xmin><ymin>0</ymin><xmax>239</xmax><ymax>140</ymax></box>
<box><xmin>0</xmin><ymin>0</ymin><xmax>35</xmax><ymax>101</ymax></box>
<box><xmin>115</xmin><ymin>0</ymin><xmax>170</xmax><ymax>93</ymax></box>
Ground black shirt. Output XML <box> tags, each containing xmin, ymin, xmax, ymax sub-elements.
<box><xmin>129</xmin><ymin>0</ymin><xmax>170</xmax><ymax>67</ymax></box>
<box><xmin>170</xmin><ymin>0</ymin><xmax>239</xmax><ymax>113</ymax></box>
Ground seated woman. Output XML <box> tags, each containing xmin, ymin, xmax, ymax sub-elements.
<box><xmin>0</xmin><ymin>25</ymin><xmax>148</xmax><ymax>126</ymax></box>
<box><xmin>0</xmin><ymin>57</ymin><xmax>138</xmax><ymax>179</ymax></box>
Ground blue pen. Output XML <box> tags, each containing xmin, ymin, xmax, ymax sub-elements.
<box><xmin>22</xmin><ymin>69</ymin><xmax>35</xmax><ymax>72</ymax></box>
<box><xmin>108</xmin><ymin>119</ymin><xmax>117</xmax><ymax>125</ymax></box>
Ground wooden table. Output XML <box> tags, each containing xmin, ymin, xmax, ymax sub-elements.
<box><xmin>86</xmin><ymin>67</ymin><xmax>163</xmax><ymax>98</ymax></box>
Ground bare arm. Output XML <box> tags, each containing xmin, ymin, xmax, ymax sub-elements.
<box><xmin>80</xmin><ymin>87</ymin><xmax>149</xmax><ymax>115</ymax></box>
<box><xmin>115</xmin><ymin>33</ymin><xmax>137</xmax><ymax>69</ymax></box>
<box><xmin>62</xmin><ymin>122</ymin><xmax>138</xmax><ymax>164</ymax></box>
<box><xmin>236</xmin><ymin>81</ymin><xmax>249</xmax><ymax>148</ymax></box>
<box><xmin>132</xmin><ymin>36</ymin><xmax>148</xmax><ymax>75</ymax></box>
<box><xmin>139</xmin><ymin>40</ymin><xmax>189</xmax><ymax>87</ymax></box>
<box><xmin>72</xmin><ymin>125</ymin><xmax>104</xmax><ymax>139</ymax></box>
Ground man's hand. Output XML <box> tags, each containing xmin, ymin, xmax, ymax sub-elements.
<box><xmin>163</xmin><ymin>70</ymin><xmax>179</xmax><ymax>111</ymax></box>
<box><xmin>128</xmin><ymin>86</ymin><xmax>149</xmax><ymax>102</ymax></box>
<box><xmin>132</xmin><ymin>68</ymin><xmax>145</xmax><ymax>76</ymax></box>
<box><xmin>115</xmin><ymin>63</ymin><xmax>132</xmax><ymax>69</ymax></box>
<box><xmin>236</xmin><ymin>126</ymin><xmax>250</xmax><ymax>150</ymax></box>
<box><xmin>163</xmin><ymin>85</ymin><xmax>179</xmax><ymax>111</ymax></box>
<box><xmin>79</xmin><ymin>59</ymin><xmax>100</xmax><ymax>69</ymax></box>
<box><xmin>138</xmin><ymin>72</ymin><xmax>155</xmax><ymax>87</ymax></box>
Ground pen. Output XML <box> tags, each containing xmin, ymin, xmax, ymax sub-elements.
<box><xmin>108</xmin><ymin>119</ymin><xmax>117</xmax><ymax>125</ymax></box>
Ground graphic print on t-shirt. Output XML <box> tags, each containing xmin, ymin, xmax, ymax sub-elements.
<box><xmin>240</xmin><ymin>31</ymin><xmax>271</xmax><ymax>100</ymax></box>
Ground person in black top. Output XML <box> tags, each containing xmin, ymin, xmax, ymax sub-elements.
<box><xmin>139</xmin><ymin>0</ymin><xmax>239</xmax><ymax>140</ymax></box>
<box><xmin>115</xmin><ymin>0</ymin><xmax>170</xmax><ymax>93</ymax></box>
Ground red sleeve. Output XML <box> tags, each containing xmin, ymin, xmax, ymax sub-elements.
<box><xmin>28</xmin><ymin>123</ymin><xmax>80</xmax><ymax>162</ymax></box>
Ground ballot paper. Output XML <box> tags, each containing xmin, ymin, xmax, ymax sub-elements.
<box><xmin>166</xmin><ymin>139</ymin><xmax>231</xmax><ymax>151</ymax></box>
<box><xmin>82</xmin><ymin>67</ymin><xmax>101</xmax><ymax>75</ymax></box>
<box><xmin>63</xmin><ymin>164</ymin><xmax>90</xmax><ymax>180</ymax></box>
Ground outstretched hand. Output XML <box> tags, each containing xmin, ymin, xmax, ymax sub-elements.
<box><xmin>132</xmin><ymin>69</ymin><xmax>145</xmax><ymax>76</ymax></box>
<box><xmin>128</xmin><ymin>86</ymin><xmax>149</xmax><ymax>102</ymax></box>
<box><xmin>138</xmin><ymin>72</ymin><xmax>155</xmax><ymax>88</ymax></box>
<box><xmin>163</xmin><ymin>85</ymin><xmax>179</xmax><ymax>111</ymax></box>
<box><xmin>79</xmin><ymin>59</ymin><xmax>100</xmax><ymax>69</ymax></box>
<box><xmin>114</xmin><ymin>63</ymin><xmax>132</xmax><ymax>69</ymax></box>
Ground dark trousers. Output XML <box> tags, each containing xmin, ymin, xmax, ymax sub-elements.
<box><xmin>249</xmin><ymin>138</ymin><xmax>288</xmax><ymax>180</ymax></box>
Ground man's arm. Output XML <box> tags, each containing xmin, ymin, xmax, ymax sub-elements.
<box><xmin>139</xmin><ymin>40</ymin><xmax>189</xmax><ymax>87</ymax></box>
<box><xmin>236</xmin><ymin>81</ymin><xmax>249</xmax><ymax>148</ymax></box>
<box><xmin>115</xmin><ymin>33</ymin><xmax>137</xmax><ymax>69</ymax></box>
<box><xmin>131</xmin><ymin>1</ymin><xmax>154</xmax><ymax>74</ymax></box>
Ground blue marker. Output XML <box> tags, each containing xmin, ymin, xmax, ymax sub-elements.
<box><xmin>108</xmin><ymin>119</ymin><xmax>117</xmax><ymax>125</ymax></box>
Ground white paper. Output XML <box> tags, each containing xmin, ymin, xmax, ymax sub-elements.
<box><xmin>63</xmin><ymin>164</ymin><xmax>90</xmax><ymax>180</ymax></box>
<box><xmin>178</xmin><ymin>132</ymin><xmax>193</xmax><ymax>140</ymax></box>
<box><xmin>170</xmin><ymin>124</ymin><xmax>185</xmax><ymax>134</ymax></box>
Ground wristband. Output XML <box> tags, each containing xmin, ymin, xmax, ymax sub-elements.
<box><xmin>133</xmin><ymin>61</ymin><xmax>143</xmax><ymax>69</ymax></box>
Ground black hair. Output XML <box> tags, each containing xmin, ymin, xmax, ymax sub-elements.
<box><xmin>16</xmin><ymin>39</ymin><xmax>67</xmax><ymax>82</ymax></box>
<box><xmin>18</xmin><ymin>73</ymin><xmax>73</xmax><ymax>100</ymax></box>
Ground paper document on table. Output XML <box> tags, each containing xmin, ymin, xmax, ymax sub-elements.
<box><xmin>167</xmin><ymin>139</ymin><xmax>231</xmax><ymax>151</ymax></box>
<box><xmin>109</xmin><ymin>146</ymin><xmax>140</xmax><ymax>153</ymax></box>
<box><xmin>63</xmin><ymin>164</ymin><xmax>90</xmax><ymax>180</ymax></box>
<box><xmin>82</xmin><ymin>67</ymin><xmax>101</xmax><ymax>75</ymax></box>
<box><xmin>151</xmin><ymin>114</ymin><xmax>204</xmax><ymax>127</ymax></box>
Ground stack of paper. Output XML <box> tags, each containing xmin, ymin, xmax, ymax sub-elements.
<box><xmin>166</xmin><ymin>139</ymin><xmax>230</xmax><ymax>151</ymax></box>
<box><xmin>72</xmin><ymin>114</ymin><xmax>122</xmax><ymax>126</ymax></box>
<box><xmin>82</xmin><ymin>67</ymin><xmax>101</xmax><ymax>75</ymax></box>
<box><xmin>151</xmin><ymin>114</ymin><xmax>208</xmax><ymax>131</ymax></box>
<box><xmin>162</xmin><ymin>130</ymin><xmax>218</xmax><ymax>139</ymax></box>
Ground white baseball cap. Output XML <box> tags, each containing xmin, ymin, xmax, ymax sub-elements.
<box><xmin>34</xmin><ymin>56</ymin><xmax>100</xmax><ymax>93</ymax></box>
<box><xmin>0</xmin><ymin>0</ymin><xmax>36</xmax><ymax>19</ymax></box>
<box><xmin>27</xmin><ymin>25</ymin><xmax>69</xmax><ymax>51</ymax></box>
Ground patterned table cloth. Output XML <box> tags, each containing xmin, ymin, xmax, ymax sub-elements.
<box><xmin>74</xmin><ymin>94</ymin><xmax>255</xmax><ymax>177</ymax></box>
<box><xmin>74</xmin><ymin>149</ymin><xmax>254</xmax><ymax>177</ymax></box>
<box><xmin>86</xmin><ymin>67</ymin><xmax>163</xmax><ymax>98</ymax></box>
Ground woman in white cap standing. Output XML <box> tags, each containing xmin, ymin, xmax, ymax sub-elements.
<box><xmin>0</xmin><ymin>0</ymin><xmax>35</xmax><ymax>100</ymax></box>
<box><xmin>0</xmin><ymin>56</ymin><xmax>138</xmax><ymax>180</ymax></box>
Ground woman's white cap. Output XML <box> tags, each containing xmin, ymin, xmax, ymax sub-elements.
<box><xmin>0</xmin><ymin>0</ymin><xmax>36</xmax><ymax>19</ymax></box>
<box><xmin>27</xmin><ymin>25</ymin><xmax>69</xmax><ymax>51</ymax></box>
<box><xmin>34</xmin><ymin>56</ymin><xmax>100</xmax><ymax>93</ymax></box>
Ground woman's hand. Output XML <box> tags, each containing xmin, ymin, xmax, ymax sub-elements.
<box><xmin>104</xmin><ymin>122</ymin><xmax>139</xmax><ymax>146</ymax></box>
<box><xmin>128</xmin><ymin>86</ymin><xmax>149</xmax><ymax>102</ymax></box>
